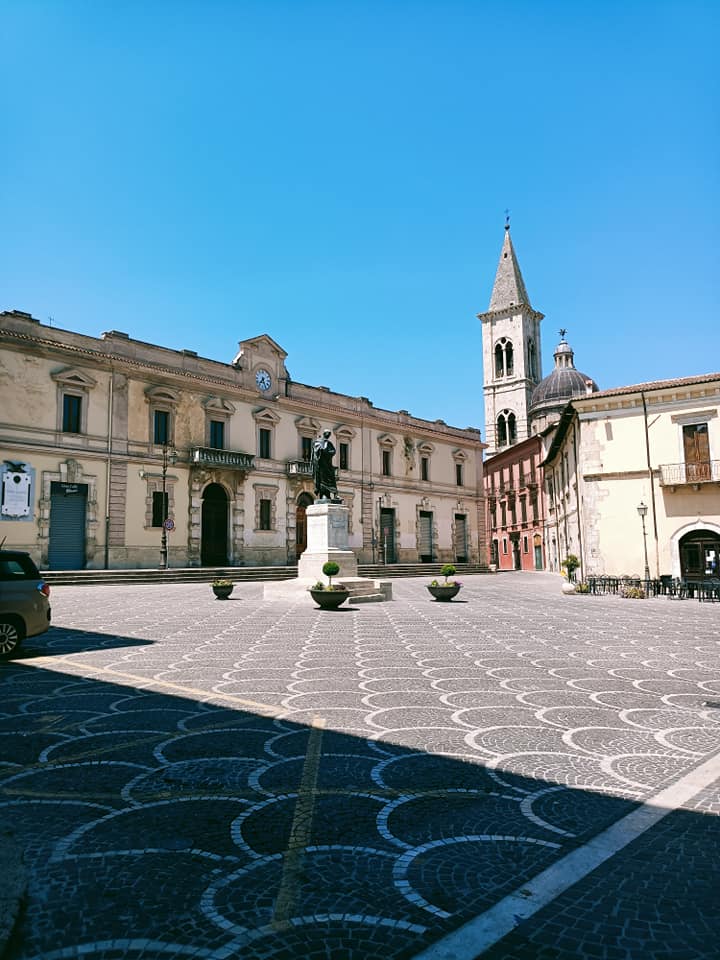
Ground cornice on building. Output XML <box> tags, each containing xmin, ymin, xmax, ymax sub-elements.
<box><xmin>0</xmin><ymin>311</ymin><xmax>485</xmax><ymax>449</ymax></box>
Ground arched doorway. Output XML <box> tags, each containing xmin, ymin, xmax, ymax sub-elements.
<box><xmin>296</xmin><ymin>492</ymin><xmax>314</xmax><ymax>560</ymax></box>
<box><xmin>201</xmin><ymin>483</ymin><xmax>229</xmax><ymax>565</ymax></box>
<box><xmin>679</xmin><ymin>529</ymin><xmax>720</xmax><ymax>581</ymax></box>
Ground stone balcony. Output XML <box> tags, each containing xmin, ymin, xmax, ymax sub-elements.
<box><xmin>190</xmin><ymin>447</ymin><xmax>256</xmax><ymax>471</ymax></box>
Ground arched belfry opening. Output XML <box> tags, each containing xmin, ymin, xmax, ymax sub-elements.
<box><xmin>201</xmin><ymin>483</ymin><xmax>229</xmax><ymax>566</ymax></box>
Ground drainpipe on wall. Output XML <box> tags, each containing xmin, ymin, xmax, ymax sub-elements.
<box><xmin>572</xmin><ymin>418</ymin><xmax>584</xmax><ymax>580</ymax></box>
<box><xmin>641</xmin><ymin>391</ymin><xmax>660</xmax><ymax>577</ymax></box>
<box><xmin>104</xmin><ymin>372</ymin><xmax>114</xmax><ymax>569</ymax></box>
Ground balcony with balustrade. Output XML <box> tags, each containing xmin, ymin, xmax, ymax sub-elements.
<box><xmin>659</xmin><ymin>460</ymin><xmax>720</xmax><ymax>490</ymax></box>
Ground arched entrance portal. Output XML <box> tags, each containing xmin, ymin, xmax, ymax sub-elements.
<box><xmin>296</xmin><ymin>492</ymin><xmax>314</xmax><ymax>561</ymax></box>
<box><xmin>201</xmin><ymin>483</ymin><xmax>229</xmax><ymax>566</ymax></box>
<box><xmin>679</xmin><ymin>529</ymin><xmax>720</xmax><ymax>581</ymax></box>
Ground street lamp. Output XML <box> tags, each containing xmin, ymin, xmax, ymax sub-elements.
<box><xmin>637</xmin><ymin>501</ymin><xmax>650</xmax><ymax>582</ymax></box>
<box><xmin>160</xmin><ymin>443</ymin><xmax>177</xmax><ymax>570</ymax></box>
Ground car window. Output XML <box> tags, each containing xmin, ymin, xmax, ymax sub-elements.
<box><xmin>0</xmin><ymin>555</ymin><xmax>40</xmax><ymax>581</ymax></box>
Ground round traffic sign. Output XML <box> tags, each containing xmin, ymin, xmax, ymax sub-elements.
<box><xmin>163</xmin><ymin>518</ymin><xmax>175</xmax><ymax>531</ymax></box>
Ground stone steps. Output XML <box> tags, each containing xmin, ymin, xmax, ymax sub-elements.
<box><xmin>41</xmin><ymin>562</ymin><xmax>490</xmax><ymax>587</ymax></box>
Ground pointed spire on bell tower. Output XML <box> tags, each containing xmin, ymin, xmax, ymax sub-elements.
<box><xmin>488</xmin><ymin>218</ymin><xmax>531</xmax><ymax>312</ymax></box>
<box><xmin>478</xmin><ymin>218</ymin><xmax>544</xmax><ymax>458</ymax></box>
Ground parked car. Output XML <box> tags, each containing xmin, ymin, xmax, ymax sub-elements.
<box><xmin>0</xmin><ymin>550</ymin><xmax>51</xmax><ymax>659</ymax></box>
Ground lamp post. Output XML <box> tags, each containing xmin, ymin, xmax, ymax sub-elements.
<box><xmin>160</xmin><ymin>443</ymin><xmax>177</xmax><ymax>570</ymax></box>
<box><xmin>637</xmin><ymin>501</ymin><xmax>650</xmax><ymax>582</ymax></box>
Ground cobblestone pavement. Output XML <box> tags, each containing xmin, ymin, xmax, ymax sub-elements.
<box><xmin>1</xmin><ymin>573</ymin><xmax>719</xmax><ymax>960</ymax></box>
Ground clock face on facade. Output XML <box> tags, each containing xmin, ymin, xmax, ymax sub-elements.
<box><xmin>255</xmin><ymin>369</ymin><xmax>272</xmax><ymax>391</ymax></box>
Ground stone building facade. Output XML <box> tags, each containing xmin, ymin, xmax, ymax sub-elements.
<box><xmin>0</xmin><ymin>310</ymin><xmax>487</xmax><ymax>570</ymax></box>
<box><xmin>541</xmin><ymin>374</ymin><xmax>720</xmax><ymax>581</ymax></box>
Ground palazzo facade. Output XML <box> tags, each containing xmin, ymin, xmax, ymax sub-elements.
<box><xmin>0</xmin><ymin>310</ymin><xmax>487</xmax><ymax>571</ymax></box>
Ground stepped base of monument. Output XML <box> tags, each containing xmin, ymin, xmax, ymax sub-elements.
<box><xmin>263</xmin><ymin>576</ymin><xmax>392</xmax><ymax>603</ymax></box>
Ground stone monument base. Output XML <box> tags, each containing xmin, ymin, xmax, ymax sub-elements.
<box><xmin>297</xmin><ymin>501</ymin><xmax>357</xmax><ymax>582</ymax></box>
<box><xmin>263</xmin><ymin>500</ymin><xmax>392</xmax><ymax>602</ymax></box>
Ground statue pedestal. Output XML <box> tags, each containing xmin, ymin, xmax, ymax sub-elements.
<box><xmin>298</xmin><ymin>501</ymin><xmax>358</xmax><ymax>582</ymax></box>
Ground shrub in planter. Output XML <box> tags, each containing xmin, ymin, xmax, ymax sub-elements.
<box><xmin>211</xmin><ymin>579</ymin><xmax>233</xmax><ymax>600</ymax></box>
<box><xmin>575</xmin><ymin>582</ymin><xmax>591</xmax><ymax>594</ymax></box>
<box><xmin>561</xmin><ymin>554</ymin><xmax>580</xmax><ymax>582</ymax></box>
<box><xmin>621</xmin><ymin>586</ymin><xmax>645</xmax><ymax>599</ymax></box>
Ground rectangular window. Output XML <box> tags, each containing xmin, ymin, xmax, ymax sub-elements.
<box><xmin>520</xmin><ymin>497</ymin><xmax>527</xmax><ymax>523</ymax></box>
<box><xmin>209</xmin><ymin>420</ymin><xmax>225</xmax><ymax>450</ymax></box>
<box><xmin>523</xmin><ymin>535</ymin><xmax>529</xmax><ymax>553</ymax></box>
<box><xmin>490</xmin><ymin>508</ymin><xmax>497</xmax><ymax>529</ymax></box>
<box><xmin>503</xmin><ymin>539</ymin><xmax>508</xmax><ymax>555</ymax></box>
<box><xmin>339</xmin><ymin>442</ymin><xmax>349</xmax><ymax>470</ymax></box>
<box><xmin>259</xmin><ymin>498</ymin><xmax>272</xmax><ymax>530</ymax></box>
<box><xmin>683</xmin><ymin>423</ymin><xmax>711</xmax><ymax>481</ymax></box>
<box><xmin>382</xmin><ymin>450</ymin><xmax>391</xmax><ymax>476</ymax></box>
<box><xmin>456</xmin><ymin>463</ymin><xmax>463</xmax><ymax>486</ymax></box>
<box><xmin>421</xmin><ymin>456</ymin><xmax>429</xmax><ymax>481</ymax></box>
<box><xmin>501</xmin><ymin>502</ymin><xmax>507</xmax><ymax>526</ymax></box>
<box><xmin>259</xmin><ymin>428</ymin><xmax>271</xmax><ymax>459</ymax></box>
<box><xmin>154</xmin><ymin>410</ymin><xmax>169</xmax><ymax>445</ymax></box>
<box><xmin>301</xmin><ymin>436</ymin><xmax>313</xmax><ymax>462</ymax></box>
<box><xmin>62</xmin><ymin>395</ymin><xmax>82</xmax><ymax>433</ymax></box>
<box><xmin>152</xmin><ymin>491</ymin><xmax>168</xmax><ymax>527</ymax></box>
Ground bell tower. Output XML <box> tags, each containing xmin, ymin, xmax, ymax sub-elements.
<box><xmin>478</xmin><ymin>222</ymin><xmax>544</xmax><ymax>458</ymax></box>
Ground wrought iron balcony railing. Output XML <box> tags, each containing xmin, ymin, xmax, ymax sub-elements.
<box><xmin>287</xmin><ymin>459</ymin><xmax>314</xmax><ymax>477</ymax></box>
<box><xmin>659</xmin><ymin>461</ymin><xmax>720</xmax><ymax>486</ymax></box>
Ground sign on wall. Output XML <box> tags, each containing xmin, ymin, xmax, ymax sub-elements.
<box><xmin>1</xmin><ymin>462</ymin><xmax>34</xmax><ymax>520</ymax></box>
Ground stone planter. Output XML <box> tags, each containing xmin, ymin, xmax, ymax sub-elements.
<box><xmin>561</xmin><ymin>581</ymin><xmax>576</xmax><ymax>595</ymax></box>
<box><xmin>212</xmin><ymin>584</ymin><xmax>234</xmax><ymax>600</ymax></box>
<box><xmin>309</xmin><ymin>588</ymin><xmax>350</xmax><ymax>610</ymax></box>
<box><xmin>427</xmin><ymin>584</ymin><xmax>461</xmax><ymax>601</ymax></box>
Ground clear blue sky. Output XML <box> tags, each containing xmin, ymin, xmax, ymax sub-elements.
<box><xmin>3</xmin><ymin>1</ymin><xmax>718</xmax><ymax>435</ymax></box>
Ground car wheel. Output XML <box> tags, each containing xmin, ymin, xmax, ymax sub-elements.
<box><xmin>0</xmin><ymin>617</ymin><xmax>24</xmax><ymax>659</ymax></box>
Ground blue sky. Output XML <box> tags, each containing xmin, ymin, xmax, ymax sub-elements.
<box><xmin>3</xmin><ymin>1</ymin><xmax>718</xmax><ymax>435</ymax></box>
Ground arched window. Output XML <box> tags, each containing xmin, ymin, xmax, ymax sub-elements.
<box><xmin>495</xmin><ymin>343</ymin><xmax>504</xmax><ymax>378</ymax></box>
<box><xmin>497</xmin><ymin>415</ymin><xmax>507</xmax><ymax>447</ymax></box>
<box><xmin>494</xmin><ymin>338</ymin><xmax>514</xmax><ymax>378</ymax></box>
<box><xmin>508</xmin><ymin>412</ymin><xmax>517</xmax><ymax>442</ymax></box>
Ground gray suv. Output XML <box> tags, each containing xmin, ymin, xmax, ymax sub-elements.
<box><xmin>0</xmin><ymin>550</ymin><xmax>52</xmax><ymax>659</ymax></box>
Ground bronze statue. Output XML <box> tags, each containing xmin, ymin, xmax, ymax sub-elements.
<box><xmin>311</xmin><ymin>430</ymin><xmax>338</xmax><ymax>500</ymax></box>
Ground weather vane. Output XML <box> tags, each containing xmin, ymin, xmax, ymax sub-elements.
<box><xmin>504</xmin><ymin>208</ymin><xmax>510</xmax><ymax>230</ymax></box>
<box><xmin>559</xmin><ymin>328</ymin><xmax>567</xmax><ymax>339</ymax></box>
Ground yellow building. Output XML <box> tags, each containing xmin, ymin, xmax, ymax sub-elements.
<box><xmin>0</xmin><ymin>310</ymin><xmax>487</xmax><ymax>570</ymax></box>
<box><xmin>542</xmin><ymin>373</ymin><xmax>720</xmax><ymax>581</ymax></box>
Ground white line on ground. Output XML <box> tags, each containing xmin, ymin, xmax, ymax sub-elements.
<box><xmin>411</xmin><ymin>748</ymin><xmax>720</xmax><ymax>960</ymax></box>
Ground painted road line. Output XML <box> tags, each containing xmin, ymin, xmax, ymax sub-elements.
<box><xmin>411</xmin><ymin>748</ymin><xmax>720</xmax><ymax>960</ymax></box>
<box><xmin>272</xmin><ymin>716</ymin><xmax>326</xmax><ymax>926</ymax></box>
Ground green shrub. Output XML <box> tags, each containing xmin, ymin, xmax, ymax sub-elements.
<box><xmin>440</xmin><ymin>563</ymin><xmax>457</xmax><ymax>583</ymax></box>
<box><xmin>575</xmin><ymin>582</ymin><xmax>591</xmax><ymax>594</ymax></box>
<box><xmin>322</xmin><ymin>561</ymin><xmax>341</xmax><ymax>587</ymax></box>
<box><xmin>621</xmin><ymin>586</ymin><xmax>645</xmax><ymax>599</ymax></box>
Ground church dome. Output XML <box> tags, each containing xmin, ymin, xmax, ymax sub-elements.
<box><xmin>529</xmin><ymin>332</ymin><xmax>598</xmax><ymax>418</ymax></box>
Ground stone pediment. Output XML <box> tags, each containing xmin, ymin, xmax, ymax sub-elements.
<box><xmin>51</xmin><ymin>366</ymin><xmax>97</xmax><ymax>390</ymax></box>
<box><xmin>232</xmin><ymin>334</ymin><xmax>288</xmax><ymax>366</ymax></box>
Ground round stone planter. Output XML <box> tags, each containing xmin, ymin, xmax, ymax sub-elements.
<box><xmin>427</xmin><ymin>584</ymin><xmax>461</xmax><ymax>601</ymax></box>
<box><xmin>309</xmin><ymin>588</ymin><xmax>350</xmax><ymax>610</ymax></box>
<box><xmin>561</xmin><ymin>581</ymin><xmax>576</xmax><ymax>595</ymax></box>
<box><xmin>212</xmin><ymin>585</ymin><xmax>234</xmax><ymax>600</ymax></box>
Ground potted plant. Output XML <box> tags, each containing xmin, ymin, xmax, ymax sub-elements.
<box><xmin>211</xmin><ymin>578</ymin><xmax>234</xmax><ymax>600</ymax></box>
<box><xmin>560</xmin><ymin>554</ymin><xmax>580</xmax><ymax>594</ymax></box>
<box><xmin>427</xmin><ymin>563</ymin><xmax>462</xmax><ymax>601</ymax></box>
<box><xmin>309</xmin><ymin>561</ymin><xmax>350</xmax><ymax>610</ymax></box>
